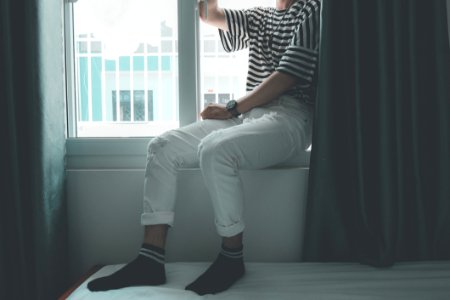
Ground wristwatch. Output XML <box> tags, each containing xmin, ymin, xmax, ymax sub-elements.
<box><xmin>226</xmin><ymin>100</ymin><xmax>241</xmax><ymax>118</ymax></box>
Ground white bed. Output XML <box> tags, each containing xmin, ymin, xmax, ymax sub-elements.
<box><xmin>66</xmin><ymin>261</ymin><xmax>450</xmax><ymax>299</ymax></box>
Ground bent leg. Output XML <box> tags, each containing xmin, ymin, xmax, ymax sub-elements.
<box><xmin>198</xmin><ymin>108</ymin><xmax>310</xmax><ymax>237</ymax></box>
<box><xmin>187</xmin><ymin>101</ymin><xmax>312</xmax><ymax>295</ymax></box>
<box><xmin>141</xmin><ymin>118</ymin><xmax>241</xmax><ymax>227</ymax></box>
<box><xmin>88</xmin><ymin>119</ymin><xmax>240</xmax><ymax>292</ymax></box>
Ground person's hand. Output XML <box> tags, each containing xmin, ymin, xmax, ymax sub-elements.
<box><xmin>200</xmin><ymin>103</ymin><xmax>232</xmax><ymax>120</ymax></box>
<box><xmin>198</xmin><ymin>0</ymin><xmax>227</xmax><ymax>31</ymax></box>
<box><xmin>198</xmin><ymin>0</ymin><xmax>218</xmax><ymax>21</ymax></box>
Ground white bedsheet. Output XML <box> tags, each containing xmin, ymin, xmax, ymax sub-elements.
<box><xmin>68</xmin><ymin>261</ymin><xmax>450</xmax><ymax>300</ymax></box>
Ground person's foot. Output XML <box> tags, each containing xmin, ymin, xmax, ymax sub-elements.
<box><xmin>185</xmin><ymin>245</ymin><xmax>245</xmax><ymax>295</ymax></box>
<box><xmin>87</xmin><ymin>244</ymin><xmax>166</xmax><ymax>292</ymax></box>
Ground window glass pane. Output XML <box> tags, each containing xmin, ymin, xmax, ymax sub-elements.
<box><xmin>133</xmin><ymin>91</ymin><xmax>145</xmax><ymax>121</ymax></box>
<box><xmin>90</xmin><ymin>41</ymin><xmax>102</xmax><ymax>53</ymax></box>
<box><xmin>73</xmin><ymin>0</ymin><xmax>178</xmax><ymax>137</ymax></box>
<box><xmin>204</xmin><ymin>93</ymin><xmax>216</xmax><ymax>106</ymax></box>
<box><xmin>147</xmin><ymin>56</ymin><xmax>158</xmax><ymax>71</ymax></box>
<box><xmin>218</xmin><ymin>93</ymin><xmax>231</xmax><ymax>104</ymax></box>
<box><xmin>199</xmin><ymin>0</ymin><xmax>274</xmax><ymax>110</ymax></box>
<box><xmin>161</xmin><ymin>41</ymin><xmax>173</xmax><ymax>53</ymax></box>
<box><xmin>78</xmin><ymin>41</ymin><xmax>87</xmax><ymax>53</ymax></box>
<box><xmin>204</xmin><ymin>40</ymin><xmax>216</xmax><ymax>53</ymax></box>
<box><xmin>79</xmin><ymin>57</ymin><xmax>89</xmax><ymax>121</ymax></box>
<box><xmin>120</xmin><ymin>91</ymin><xmax>131</xmax><ymax>121</ymax></box>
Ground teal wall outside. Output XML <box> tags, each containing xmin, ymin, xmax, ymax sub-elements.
<box><xmin>148</xmin><ymin>56</ymin><xmax>158</xmax><ymax>71</ymax></box>
<box><xmin>91</xmin><ymin>57</ymin><xmax>103</xmax><ymax>121</ymax></box>
<box><xmin>98</xmin><ymin>56</ymin><xmax>169</xmax><ymax>72</ymax></box>
<box><xmin>77</xmin><ymin>54</ymin><xmax>174</xmax><ymax>122</ymax></box>
<box><xmin>105</xmin><ymin>60</ymin><xmax>116</xmax><ymax>72</ymax></box>
<box><xmin>119</xmin><ymin>56</ymin><xmax>130</xmax><ymax>71</ymax></box>
<box><xmin>79</xmin><ymin>57</ymin><xmax>89</xmax><ymax>121</ymax></box>
<box><xmin>161</xmin><ymin>56</ymin><xmax>171</xmax><ymax>71</ymax></box>
<box><xmin>133</xmin><ymin>56</ymin><xmax>145</xmax><ymax>71</ymax></box>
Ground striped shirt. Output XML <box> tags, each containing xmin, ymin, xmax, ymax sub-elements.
<box><xmin>219</xmin><ymin>0</ymin><xmax>321</xmax><ymax>104</ymax></box>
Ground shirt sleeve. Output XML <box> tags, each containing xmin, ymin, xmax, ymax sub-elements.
<box><xmin>218</xmin><ymin>8</ymin><xmax>258</xmax><ymax>52</ymax></box>
<box><xmin>276</xmin><ymin>0</ymin><xmax>321</xmax><ymax>84</ymax></box>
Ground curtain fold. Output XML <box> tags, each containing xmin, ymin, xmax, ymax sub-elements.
<box><xmin>303</xmin><ymin>0</ymin><xmax>450</xmax><ymax>266</ymax></box>
<box><xmin>0</xmin><ymin>0</ymin><xmax>67</xmax><ymax>299</ymax></box>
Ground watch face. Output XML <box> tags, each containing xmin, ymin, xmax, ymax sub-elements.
<box><xmin>226</xmin><ymin>100</ymin><xmax>236</xmax><ymax>110</ymax></box>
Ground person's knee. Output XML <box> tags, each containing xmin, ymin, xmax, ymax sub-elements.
<box><xmin>146</xmin><ymin>131</ymin><xmax>181</xmax><ymax>172</ymax></box>
<box><xmin>198</xmin><ymin>131</ymin><xmax>237</xmax><ymax>169</ymax></box>
<box><xmin>147</xmin><ymin>135</ymin><xmax>169</xmax><ymax>158</ymax></box>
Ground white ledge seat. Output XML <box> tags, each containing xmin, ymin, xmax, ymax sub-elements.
<box><xmin>67</xmin><ymin>151</ymin><xmax>311</xmax><ymax>282</ymax></box>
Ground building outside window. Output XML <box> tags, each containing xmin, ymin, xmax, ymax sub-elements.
<box><xmin>69</xmin><ymin>0</ymin><xmax>273</xmax><ymax>137</ymax></box>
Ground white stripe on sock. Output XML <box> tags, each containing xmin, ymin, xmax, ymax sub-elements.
<box><xmin>139</xmin><ymin>251</ymin><xmax>165</xmax><ymax>264</ymax></box>
<box><xmin>140</xmin><ymin>248</ymin><xmax>165</xmax><ymax>260</ymax></box>
<box><xmin>221</xmin><ymin>249</ymin><xmax>243</xmax><ymax>259</ymax></box>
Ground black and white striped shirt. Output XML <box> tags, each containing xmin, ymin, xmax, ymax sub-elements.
<box><xmin>219</xmin><ymin>0</ymin><xmax>321</xmax><ymax>104</ymax></box>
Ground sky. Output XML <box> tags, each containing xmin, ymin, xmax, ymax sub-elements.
<box><xmin>75</xmin><ymin>0</ymin><xmax>177</xmax><ymax>57</ymax></box>
<box><xmin>74</xmin><ymin>0</ymin><xmax>275</xmax><ymax>57</ymax></box>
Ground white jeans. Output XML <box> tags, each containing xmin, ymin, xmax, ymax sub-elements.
<box><xmin>141</xmin><ymin>95</ymin><xmax>313</xmax><ymax>237</ymax></box>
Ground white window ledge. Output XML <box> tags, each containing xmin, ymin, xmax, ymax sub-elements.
<box><xmin>66</xmin><ymin>138</ymin><xmax>151</xmax><ymax>170</ymax></box>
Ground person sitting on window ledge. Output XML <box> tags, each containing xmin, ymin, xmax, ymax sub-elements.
<box><xmin>87</xmin><ymin>0</ymin><xmax>321</xmax><ymax>295</ymax></box>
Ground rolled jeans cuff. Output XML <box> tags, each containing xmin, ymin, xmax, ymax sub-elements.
<box><xmin>216</xmin><ymin>220</ymin><xmax>245</xmax><ymax>237</ymax></box>
<box><xmin>141</xmin><ymin>211</ymin><xmax>174</xmax><ymax>227</ymax></box>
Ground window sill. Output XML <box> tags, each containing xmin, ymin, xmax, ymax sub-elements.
<box><xmin>66</xmin><ymin>137</ymin><xmax>311</xmax><ymax>170</ymax></box>
<box><xmin>66</xmin><ymin>138</ymin><xmax>151</xmax><ymax>170</ymax></box>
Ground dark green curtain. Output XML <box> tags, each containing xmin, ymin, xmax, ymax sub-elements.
<box><xmin>303</xmin><ymin>0</ymin><xmax>450</xmax><ymax>266</ymax></box>
<box><xmin>0</xmin><ymin>0</ymin><xmax>67</xmax><ymax>299</ymax></box>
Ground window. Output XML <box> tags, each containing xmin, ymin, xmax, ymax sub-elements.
<box><xmin>66</xmin><ymin>0</ymin><xmax>274</xmax><ymax>138</ymax></box>
<box><xmin>68</xmin><ymin>0</ymin><xmax>178</xmax><ymax>137</ymax></box>
<box><xmin>111</xmin><ymin>90</ymin><xmax>153</xmax><ymax>121</ymax></box>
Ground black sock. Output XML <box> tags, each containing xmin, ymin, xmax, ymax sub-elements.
<box><xmin>185</xmin><ymin>244</ymin><xmax>245</xmax><ymax>295</ymax></box>
<box><xmin>87</xmin><ymin>244</ymin><xmax>166</xmax><ymax>292</ymax></box>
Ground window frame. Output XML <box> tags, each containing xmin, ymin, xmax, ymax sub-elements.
<box><xmin>64</xmin><ymin>0</ymin><xmax>200</xmax><ymax>167</ymax></box>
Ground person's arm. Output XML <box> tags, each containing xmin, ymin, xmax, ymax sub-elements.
<box><xmin>198</xmin><ymin>0</ymin><xmax>228</xmax><ymax>31</ymax></box>
<box><xmin>200</xmin><ymin>71</ymin><xmax>299</xmax><ymax>120</ymax></box>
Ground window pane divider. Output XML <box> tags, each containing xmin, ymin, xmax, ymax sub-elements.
<box><xmin>64</xmin><ymin>1</ymin><xmax>77</xmax><ymax>137</ymax></box>
<box><xmin>178</xmin><ymin>0</ymin><xmax>200</xmax><ymax>127</ymax></box>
